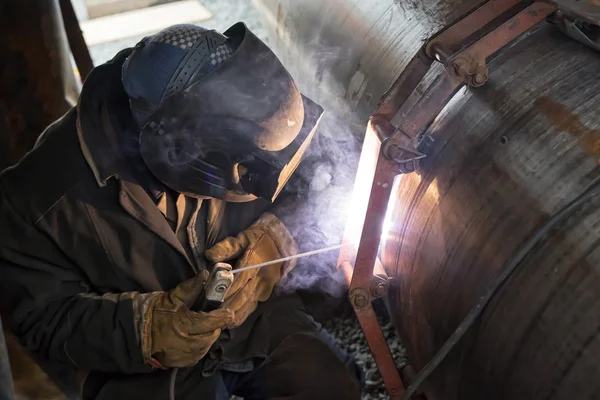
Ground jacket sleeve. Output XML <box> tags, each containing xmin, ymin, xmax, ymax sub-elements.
<box><xmin>0</xmin><ymin>193</ymin><xmax>153</xmax><ymax>374</ymax></box>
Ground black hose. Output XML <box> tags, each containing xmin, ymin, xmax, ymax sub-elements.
<box><xmin>401</xmin><ymin>176</ymin><xmax>600</xmax><ymax>400</ymax></box>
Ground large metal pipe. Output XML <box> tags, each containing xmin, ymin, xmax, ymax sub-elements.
<box><xmin>253</xmin><ymin>0</ymin><xmax>483</xmax><ymax>122</ymax></box>
<box><xmin>255</xmin><ymin>1</ymin><xmax>600</xmax><ymax>399</ymax></box>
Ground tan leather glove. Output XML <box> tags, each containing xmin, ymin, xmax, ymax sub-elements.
<box><xmin>205</xmin><ymin>213</ymin><xmax>297</xmax><ymax>327</ymax></box>
<box><xmin>138</xmin><ymin>271</ymin><xmax>235</xmax><ymax>369</ymax></box>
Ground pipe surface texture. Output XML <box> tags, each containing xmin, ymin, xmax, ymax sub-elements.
<box><xmin>255</xmin><ymin>1</ymin><xmax>600</xmax><ymax>399</ymax></box>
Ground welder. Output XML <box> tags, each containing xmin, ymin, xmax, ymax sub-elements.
<box><xmin>0</xmin><ymin>23</ymin><xmax>361</xmax><ymax>399</ymax></box>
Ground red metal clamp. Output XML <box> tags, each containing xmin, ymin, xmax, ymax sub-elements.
<box><xmin>338</xmin><ymin>1</ymin><xmax>557</xmax><ymax>399</ymax></box>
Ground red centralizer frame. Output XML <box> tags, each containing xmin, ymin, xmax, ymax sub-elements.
<box><xmin>339</xmin><ymin>1</ymin><xmax>558</xmax><ymax>399</ymax></box>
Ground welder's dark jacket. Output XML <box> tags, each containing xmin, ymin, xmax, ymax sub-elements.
<box><xmin>0</xmin><ymin>50</ymin><xmax>308</xmax><ymax>394</ymax></box>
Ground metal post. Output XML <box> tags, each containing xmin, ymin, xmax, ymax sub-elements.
<box><xmin>0</xmin><ymin>0</ymin><xmax>79</xmax><ymax>170</ymax></box>
<box><xmin>0</xmin><ymin>318</ymin><xmax>15</xmax><ymax>400</ymax></box>
<box><xmin>59</xmin><ymin>0</ymin><xmax>94</xmax><ymax>81</ymax></box>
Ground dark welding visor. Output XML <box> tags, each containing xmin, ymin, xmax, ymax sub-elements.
<box><xmin>139</xmin><ymin>22</ymin><xmax>324</xmax><ymax>202</ymax></box>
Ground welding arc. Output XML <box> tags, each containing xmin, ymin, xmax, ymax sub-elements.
<box><xmin>401</xmin><ymin>175</ymin><xmax>600</xmax><ymax>400</ymax></box>
<box><xmin>231</xmin><ymin>243</ymin><xmax>355</xmax><ymax>274</ymax></box>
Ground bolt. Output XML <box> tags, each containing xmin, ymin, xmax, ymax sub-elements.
<box><xmin>453</xmin><ymin>57</ymin><xmax>470</xmax><ymax>77</ymax></box>
<box><xmin>386</xmin><ymin>143</ymin><xmax>418</xmax><ymax>164</ymax></box>
<box><xmin>386</xmin><ymin>144</ymin><xmax>402</xmax><ymax>160</ymax></box>
<box><xmin>353</xmin><ymin>293</ymin><xmax>369</xmax><ymax>308</ymax></box>
<box><xmin>371</xmin><ymin>281</ymin><xmax>388</xmax><ymax>298</ymax></box>
<box><xmin>473</xmin><ymin>73</ymin><xmax>487</xmax><ymax>86</ymax></box>
<box><xmin>383</xmin><ymin>141</ymin><xmax>408</xmax><ymax>163</ymax></box>
<box><xmin>399</xmin><ymin>161</ymin><xmax>417</xmax><ymax>174</ymax></box>
<box><xmin>472</xmin><ymin>65</ymin><xmax>489</xmax><ymax>87</ymax></box>
<box><xmin>350</xmin><ymin>288</ymin><xmax>370</xmax><ymax>309</ymax></box>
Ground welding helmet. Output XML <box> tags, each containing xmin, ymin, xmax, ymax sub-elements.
<box><xmin>123</xmin><ymin>22</ymin><xmax>323</xmax><ymax>202</ymax></box>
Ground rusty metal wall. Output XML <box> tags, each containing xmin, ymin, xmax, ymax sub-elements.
<box><xmin>255</xmin><ymin>1</ymin><xmax>600</xmax><ymax>399</ymax></box>
<box><xmin>0</xmin><ymin>1</ymin><xmax>81</xmax><ymax>398</ymax></box>
<box><xmin>0</xmin><ymin>0</ymin><xmax>79</xmax><ymax>171</ymax></box>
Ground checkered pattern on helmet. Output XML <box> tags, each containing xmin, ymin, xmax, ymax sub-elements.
<box><xmin>153</xmin><ymin>24</ymin><xmax>205</xmax><ymax>50</ymax></box>
<box><xmin>209</xmin><ymin>43</ymin><xmax>234</xmax><ymax>66</ymax></box>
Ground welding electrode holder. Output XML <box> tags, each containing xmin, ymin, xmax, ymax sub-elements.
<box><xmin>191</xmin><ymin>262</ymin><xmax>234</xmax><ymax>312</ymax></box>
<box><xmin>170</xmin><ymin>263</ymin><xmax>234</xmax><ymax>400</ymax></box>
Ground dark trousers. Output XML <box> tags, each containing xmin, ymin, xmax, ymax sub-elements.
<box><xmin>214</xmin><ymin>332</ymin><xmax>362</xmax><ymax>400</ymax></box>
<box><xmin>84</xmin><ymin>305</ymin><xmax>362</xmax><ymax>400</ymax></box>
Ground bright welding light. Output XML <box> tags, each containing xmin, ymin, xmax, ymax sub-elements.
<box><xmin>380</xmin><ymin>175</ymin><xmax>402</xmax><ymax>243</ymax></box>
<box><xmin>340</xmin><ymin>122</ymin><xmax>381</xmax><ymax>246</ymax></box>
<box><xmin>336</xmin><ymin>122</ymin><xmax>381</xmax><ymax>281</ymax></box>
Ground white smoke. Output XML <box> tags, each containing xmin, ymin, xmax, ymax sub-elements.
<box><xmin>276</xmin><ymin>109</ymin><xmax>363</xmax><ymax>297</ymax></box>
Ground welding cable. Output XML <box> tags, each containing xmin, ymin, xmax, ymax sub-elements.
<box><xmin>169</xmin><ymin>367</ymin><xmax>178</xmax><ymax>400</ymax></box>
<box><xmin>401</xmin><ymin>175</ymin><xmax>600</xmax><ymax>400</ymax></box>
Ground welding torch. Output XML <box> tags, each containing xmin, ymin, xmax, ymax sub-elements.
<box><xmin>193</xmin><ymin>242</ymin><xmax>353</xmax><ymax>311</ymax></box>
<box><xmin>168</xmin><ymin>243</ymin><xmax>351</xmax><ymax>400</ymax></box>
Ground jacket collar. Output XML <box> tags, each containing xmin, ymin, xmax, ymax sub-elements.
<box><xmin>74</xmin><ymin>51</ymin><xmax>229</xmax><ymax>270</ymax></box>
<box><xmin>76</xmin><ymin>48</ymin><xmax>134</xmax><ymax>187</ymax></box>
<box><xmin>75</xmin><ymin>49</ymin><xmax>199</xmax><ymax>268</ymax></box>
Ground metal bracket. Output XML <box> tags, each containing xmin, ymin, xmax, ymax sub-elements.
<box><xmin>550</xmin><ymin>10</ymin><xmax>600</xmax><ymax>51</ymax></box>
<box><xmin>542</xmin><ymin>0</ymin><xmax>600</xmax><ymax>26</ymax></box>
<box><xmin>342</xmin><ymin>1</ymin><xmax>558</xmax><ymax>399</ymax></box>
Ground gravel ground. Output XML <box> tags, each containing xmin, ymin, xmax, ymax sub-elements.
<box><xmin>231</xmin><ymin>313</ymin><xmax>407</xmax><ymax>400</ymax></box>
<box><xmin>321</xmin><ymin>314</ymin><xmax>408</xmax><ymax>400</ymax></box>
